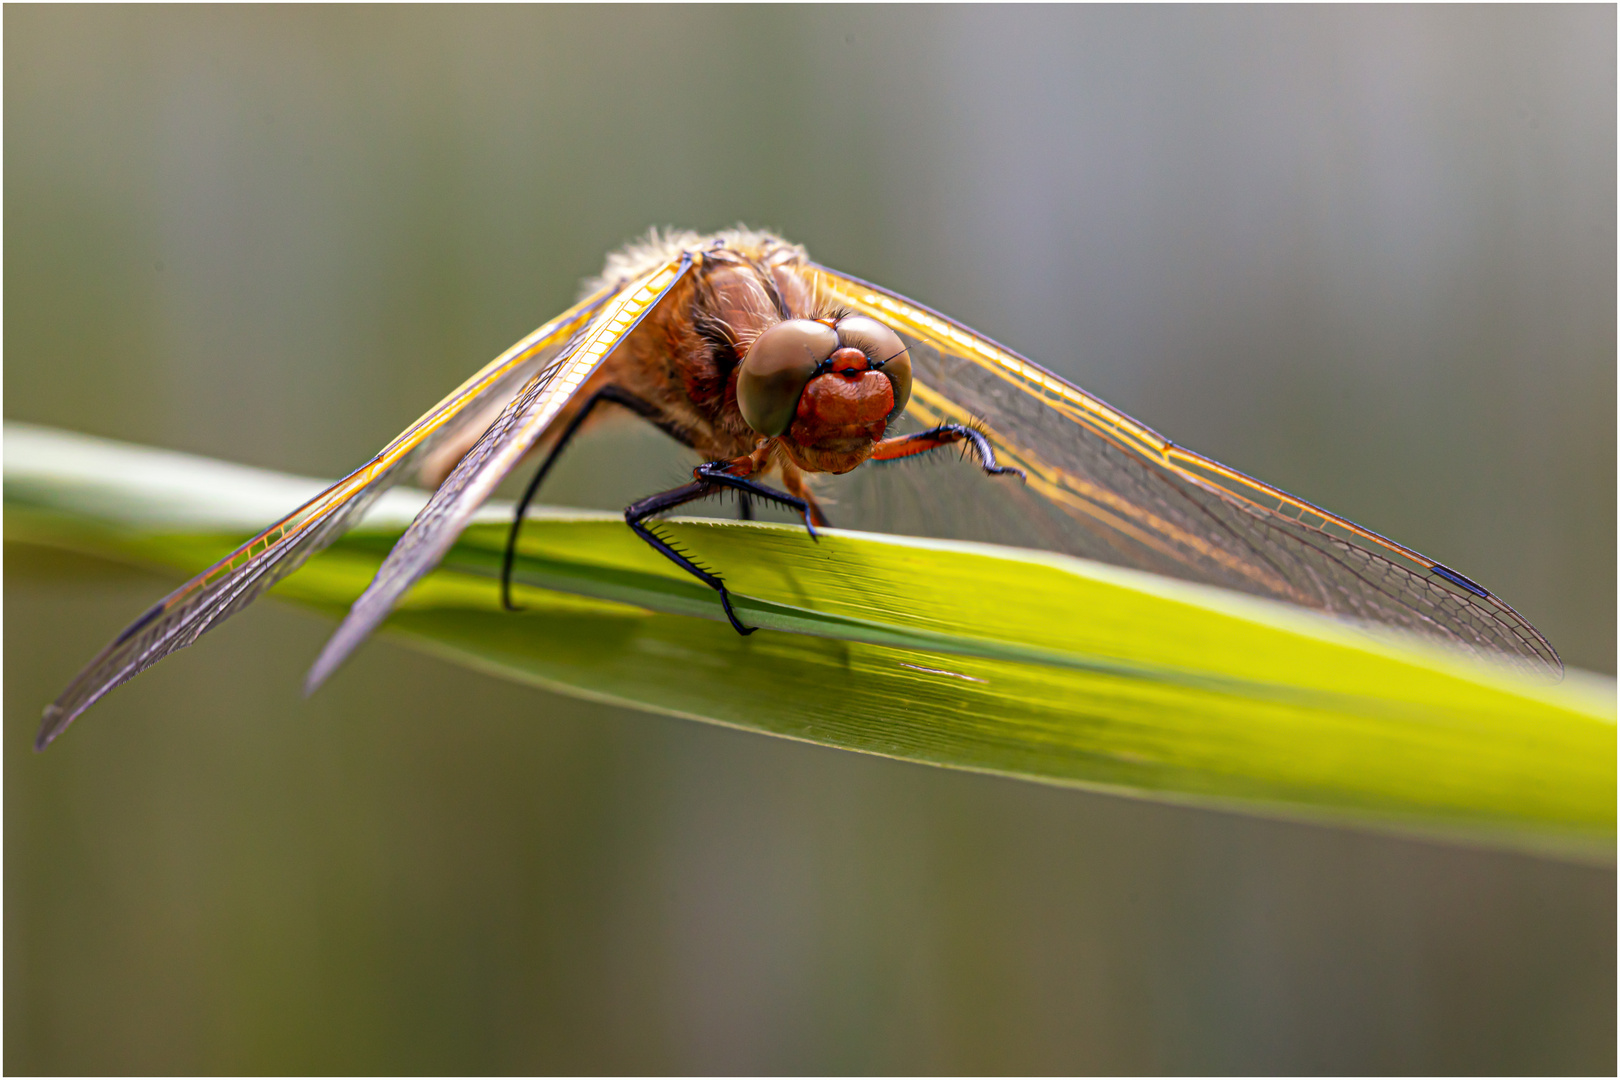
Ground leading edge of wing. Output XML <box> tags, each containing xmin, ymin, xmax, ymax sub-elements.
<box><xmin>36</xmin><ymin>287</ymin><xmax>616</xmax><ymax>750</ymax></box>
<box><xmin>811</xmin><ymin>263</ymin><xmax>1562</xmax><ymax>676</ymax></box>
<box><xmin>301</xmin><ymin>253</ymin><xmax>694</xmax><ymax>695</ymax></box>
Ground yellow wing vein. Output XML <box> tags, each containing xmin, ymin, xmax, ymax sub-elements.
<box><xmin>824</xmin><ymin>273</ymin><xmax>1443</xmax><ymax>578</ymax></box>
<box><xmin>165</xmin><ymin>288</ymin><xmax>615</xmax><ymax>611</ymax></box>
<box><xmin>908</xmin><ymin>382</ymin><xmax>1302</xmax><ymax>599</ymax></box>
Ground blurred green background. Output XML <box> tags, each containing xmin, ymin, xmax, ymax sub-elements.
<box><xmin>6</xmin><ymin>6</ymin><xmax>1614</xmax><ymax>1073</ymax></box>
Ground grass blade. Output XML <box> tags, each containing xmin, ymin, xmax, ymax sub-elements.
<box><xmin>7</xmin><ymin>421</ymin><xmax>1613</xmax><ymax>861</ymax></box>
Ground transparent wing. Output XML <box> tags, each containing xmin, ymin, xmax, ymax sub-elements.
<box><xmin>37</xmin><ymin>285</ymin><xmax>618</xmax><ymax>749</ymax></box>
<box><xmin>302</xmin><ymin>254</ymin><xmax>693</xmax><ymax>693</ymax></box>
<box><xmin>812</xmin><ymin>265</ymin><xmax>1562</xmax><ymax>677</ymax></box>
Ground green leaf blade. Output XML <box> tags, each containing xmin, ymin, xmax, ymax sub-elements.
<box><xmin>6</xmin><ymin>421</ymin><xmax>1612</xmax><ymax>861</ymax></box>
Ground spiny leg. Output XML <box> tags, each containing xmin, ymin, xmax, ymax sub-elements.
<box><xmin>625</xmin><ymin>479</ymin><xmax>754</xmax><ymax>634</ymax></box>
<box><xmin>503</xmin><ymin>385</ymin><xmax>693</xmax><ymax>610</ymax></box>
<box><xmin>869</xmin><ymin>423</ymin><xmax>1026</xmax><ymax>479</ymax></box>
<box><xmin>624</xmin><ymin>458</ymin><xmax>818</xmax><ymax>635</ymax></box>
<box><xmin>693</xmin><ymin>461</ymin><xmax>820</xmax><ymax>539</ymax></box>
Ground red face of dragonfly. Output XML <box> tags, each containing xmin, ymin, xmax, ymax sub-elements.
<box><xmin>734</xmin><ymin>315</ymin><xmax>913</xmax><ymax>475</ymax></box>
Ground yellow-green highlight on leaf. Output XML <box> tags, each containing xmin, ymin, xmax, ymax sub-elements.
<box><xmin>6</xmin><ymin>422</ymin><xmax>1614</xmax><ymax>862</ymax></box>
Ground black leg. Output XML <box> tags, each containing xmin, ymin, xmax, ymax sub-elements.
<box><xmin>624</xmin><ymin>479</ymin><xmax>757</xmax><ymax>635</ymax></box>
<box><xmin>623</xmin><ymin>466</ymin><xmax>818</xmax><ymax>636</ymax></box>
<box><xmin>503</xmin><ymin>385</ymin><xmax>691</xmax><ymax>610</ymax></box>
<box><xmin>737</xmin><ymin>492</ymin><xmax>753</xmax><ymax>521</ymax></box>
<box><xmin>693</xmin><ymin>462</ymin><xmax>819</xmax><ymax>539</ymax></box>
<box><xmin>953</xmin><ymin>425</ymin><xmax>1024</xmax><ymax>477</ymax></box>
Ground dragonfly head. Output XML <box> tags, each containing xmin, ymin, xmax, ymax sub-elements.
<box><xmin>736</xmin><ymin>315</ymin><xmax>912</xmax><ymax>474</ymax></box>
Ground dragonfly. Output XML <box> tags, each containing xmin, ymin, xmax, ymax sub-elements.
<box><xmin>37</xmin><ymin>227</ymin><xmax>1561</xmax><ymax>749</ymax></box>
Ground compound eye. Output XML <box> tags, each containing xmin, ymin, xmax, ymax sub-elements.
<box><xmin>837</xmin><ymin>316</ymin><xmax>911</xmax><ymax>421</ymax></box>
<box><xmin>737</xmin><ymin>319</ymin><xmax>838</xmax><ymax>436</ymax></box>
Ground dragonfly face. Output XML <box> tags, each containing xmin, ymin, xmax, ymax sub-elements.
<box><xmin>36</xmin><ymin>226</ymin><xmax>1562</xmax><ymax>749</ymax></box>
<box><xmin>732</xmin><ymin>314</ymin><xmax>911</xmax><ymax>444</ymax></box>
<box><xmin>738</xmin><ymin>315</ymin><xmax>913</xmax><ymax>475</ymax></box>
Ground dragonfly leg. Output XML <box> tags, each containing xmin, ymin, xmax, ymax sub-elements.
<box><xmin>503</xmin><ymin>384</ymin><xmax>692</xmax><ymax>610</ymax></box>
<box><xmin>624</xmin><ymin>478</ymin><xmax>757</xmax><ymax>635</ymax></box>
<box><xmin>623</xmin><ymin>458</ymin><xmax>819</xmax><ymax>636</ymax></box>
<box><xmin>780</xmin><ymin>461</ymin><xmax>832</xmax><ymax>529</ymax></box>
<box><xmin>693</xmin><ymin>460</ymin><xmax>820</xmax><ymax>540</ymax></box>
<box><xmin>870</xmin><ymin>424</ymin><xmax>1026</xmax><ymax>480</ymax></box>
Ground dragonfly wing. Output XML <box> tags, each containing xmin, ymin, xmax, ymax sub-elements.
<box><xmin>303</xmin><ymin>254</ymin><xmax>693</xmax><ymax>693</ymax></box>
<box><xmin>37</xmin><ymin>286</ymin><xmax>619</xmax><ymax>749</ymax></box>
<box><xmin>813</xmin><ymin>265</ymin><xmax>1561</xmax><ymax>677</ymax></box>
